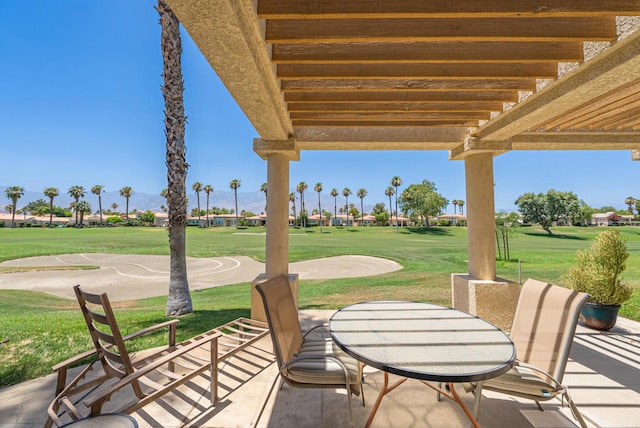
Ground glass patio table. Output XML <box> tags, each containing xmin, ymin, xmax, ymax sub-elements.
<box><xmin>329</xmin><ymin>300</ymin><xmax>515</xmax><ymax>428</ymax></box>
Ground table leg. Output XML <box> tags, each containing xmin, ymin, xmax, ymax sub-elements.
<box><xmin>365</xmin><ymin>372</ymin><xmax>408</xmax><ymax>428</ymax></box>
<box><xmin>448</xmin><ymin>383</ymin><xmax>481</xmax><ymax>428</ymax></box>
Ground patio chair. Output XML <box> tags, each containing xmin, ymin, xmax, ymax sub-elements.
<box><xmin>463</xmin><ymin>278</ymin><xmax>590</xmax><ymax>427</ymax></box>
<box><xmin>46</xmin><ymin>285</ymin><xmax>220</xmax><ymax>426</ymax></box>
<box><xmin>255</xmin><ymin>274</ymin><xmax>364</xmax><ymax>426</ymax></box>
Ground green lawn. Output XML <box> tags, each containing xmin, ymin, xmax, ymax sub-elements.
<box><xmin>0</xmin><ymin>225</ymin><xmax>639</xmax><ymax>388</ymax></box>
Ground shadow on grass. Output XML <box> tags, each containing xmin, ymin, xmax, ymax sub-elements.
<box><xmin>520</xmin><ymin>230</ymin><xmax>588</xmax><ymax>240</ymax></box>
<box><xmin>402</xmin><ymin>227</ymin><xmax>453</xmax><ymax>236</ymax></box>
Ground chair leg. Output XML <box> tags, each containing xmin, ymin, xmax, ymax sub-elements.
<box><xmin>563</xmin><ymin>390</ymin><xmax>588</xmax><ymax>428</ymax></box>
<box><xmin>346</xmin><ymin>384</ymin><xmax>355</xmax><ymax>427</ymax></box>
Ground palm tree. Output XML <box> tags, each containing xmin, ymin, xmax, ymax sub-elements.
<box><xmin>289</xmin><ymin>192</ymin><xmax>297</xmax><ymax>224</ymax></box>
<box><xmin>76</xmin><ymin>200</ymin><xmax>92</xmax><ymax>226</ymax></box>
<box><xmin>458</xmin><ymin>200</ymin><xmax>465</xmax><ymax>215</ymax></box>
<box><xmin>192</xmin><ymin>181</ymin><xmax>202</xmax><ymax>226</ymax></box>
<box><xmin>43</xmin><ymin>187</ymin><xmax>59</xmax><ymax>227</ymax></box>
<box><xmin>229</xmin><ymin>179</ymin><xmax>241</xmax><ymax>228</ymax></box>
<box><xmin>385</xmin><ymin>186</ymin><xmax>395</xmax><ymax>226</ymax></box>
<box><xmin>342</xmin><ymin>187</ymin><xmax>352</xmax><ymax>227</ymax></box>
<box><xmin>4</xmin><ymin>186</ymin><xmax>24</xmax><ymax>228</ymax></box>
<box><xmin>357</xmin><ymin>188</ymin><xmax>367</xmax><ymax>224</ymax></box>
<box><xmin>314</xmin><ymin>182</ymin><xmax>323</xmax><ymax>232</ymax></box>
<box><xmin>91</xmin><ymin>185</ymin><xmax>104</xmax><ymax>224</ymax></box>
<box><xmin>390</xmin><ymin>176</ymin><xmax>402</xmax><ymax>232</ymax></box>
<box><xmin>204</xmin><ymin>184</ymin><xmax>213</xmax><ymax>227</ymax></box>
<box><xmin>119</xmin><ymin>186</ymin><xmax>133</xmax><ymax>220</ymax></box>
<box><xmin>159</xmin><ymin>0</ymin><xmax>192</xmax><ymax>316</ymax></box>
<box><xmin>624</xmin><ymin>196</ymin><xmax>636</xmax><ymax>214</ymax></box>
<box><xmin>297</xmin><ymin>181</ymin><xmax>308</xmax><ymax>229</ymax></box>
<box><xmin>68</xmin><ymin>185</ymin><xmax>86</xmax><ymax>226</ymax></box>
<box><xmin>111</xmin><ymin>202</ymin><xmax>118</xmax><ymax>213</ymax></box>
<box><xmin>260</xmin><ymin>182</ymin><xmax>268</xmax><ymax>213</ymax></box>
<box><xmin>330</xmin><ymin>188</ymin><xmax>338</xmax><ymax>226</ymax></box>
<box><xmin>452</xmin><ymin>199</ymin><xmax>458</xmax><ymax>214</ymax></box>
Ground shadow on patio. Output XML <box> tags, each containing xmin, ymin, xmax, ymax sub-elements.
<box><xmin>1</xmin><ymin>311</ymin><xmax>638</xmax><ymax>427</ymax></box>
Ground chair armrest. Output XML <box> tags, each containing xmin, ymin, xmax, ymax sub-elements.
<box><xmin>303</xmin><ymin>323</ymin><xmax>329</xmax><ymax>339</ymax></box>
<box><xmin>82</xmin><ymin>331</ymin><xmax>220</xmax><ymax>410</ymax></box>
<box><xmin>513</xmin><ymin>360</ymin><xmax>562</xmax><ymax>388</ymax></box>
<box><xmin>122</xmin><ymin>319</ymin><xmax>180</xmax><ymax>346</ymax></box>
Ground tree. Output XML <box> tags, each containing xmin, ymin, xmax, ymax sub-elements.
<box><xmin>229</xmin><ymin>179</ymin><xmax>241</xmax><ymax>228</ymax></box>
<box><xmin>399</xmin><ymin>180</ymin><xmax>447</xmax><ymax>227</ymax></box>
<box><xmin>76</xmin><ymin>200</ymin><xmax>92</xmax><ymax>226</ymax></box>
<box><xmin>342</xmin><ymin>187</ymin><xmax>352</xmax><ymax>227</ymax></box>
<box><xmin>495</xmin><ymin>211</ymin><xmax>520</xmax><ymax>261</ymax></box>
<box><xmin>314</xmin><ymin>182</ymin><xmax>323</xmax><ymax>232</ymax></box>
<box><xmin>260</xmin><ymin>182</ymin><xmax>268</xmax><ymax>213</ymax></box>
<box><xmin>330</xmin><ymin>188</ymin><xmax>338</xmax><ymax>226</ymax></box>
<box><xmin>356</xmin><ymin>188</ymin><xmax>367</xmax><ymax>223</ymax></box>
<box><xmin>192</xmin><ymin>181</ymin><xmax>202</xmax><ymax>226</ymax></box>
<box><xmin>385</xmin><ymin>186</ymin><xmax>395</xmax><ymax>226</ymax></box>
<box><xmin>111</xmin><ymin>203</ymin><xmax>119</xmax><ymax>213</ymax></box>
<box><xmin>89</xmin><ymin>185</ymin><xmax>104</xmax><ymax>224</ymax></box>
<box><xmin>159</xmin><ymin>0</ymin><xmax>192</xmax><ymax>316</ymax></box>
<box><xmin>5</xmin><ymin>186</ymin><xmax>24</xmax><ymax>228</ymax></box>
<box><xmin>68</xmin><ymin>185</ymin><xmax>86</xmax><ymax>226</ymax></box>
<box><xmin>297</xmin><ymin>181</ymin><xmax>308</xmax><ymax>229</ymax></box>
<box><xmin>458</xmin><ymin>200</ymin><xmax>465</xmax><ymax>214</ymax></box>
<box><xmin>43</xmin><ymin>187</ymin><xmax>59</xmax><ymax>227</ymax></box>
<box><xmin>289</xmin><ymin>192</ymin><xmax>297</xmax><ymax>224</ymax></box>
<box><xmin>452</xmin><ymin>199</ymin><xmax>459</xmax><ymax>214</ymax></box>
<box><xmin>204</xmin><ymin>184</ymin><xmax>213</xmax><ymax>227</ymax></box>
<box><xmin>515</xmin><ymin>189</ymin><xmax>580</xmax><ymax>235</ymax></box>
<box><xmin>624</xmin><ymin>196</ymin><xmax>637</xmax><ymax>214</ymax></box>
<box><xmin>390</xmin><ymin>176</ymin><xmax>402</xmax><ymax>232</ymax></box>
<box><xmin>119</xmin><ymin>186</ymin><xmax>133</xmax><ymax>220</ymax></box>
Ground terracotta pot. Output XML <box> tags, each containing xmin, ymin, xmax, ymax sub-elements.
<box><xmin>579</xmin><ymin>302</ymin><xmax>621</xmax><ymax>331</ymax></box>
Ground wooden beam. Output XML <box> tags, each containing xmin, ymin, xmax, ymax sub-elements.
<box><xmin>266</xmin><ymin>17</ymin><xmax>617</xmax><ymax>43</ymax></box>
<box><xmin>295</xmin><ymin>126</ymin><xmax>466</xmax><ymax>147</ymax></box>
<box><xmin>287</xmin><ymin>101</ymin><xmax>504</xmax><ymax>112</ymax></box>
<box><xmin>272</xmin><ymin>41</ymin><xmax>584</xmax><ymax>64</ymax></box>
<box><xmin>473</xmin><ymin>28</ymin><xmax>640</xmax><ymax>141</ymax></box>
<box><xmin>276</xmin><ymin>63</ymin><xmax>559</xmax><ymax>79</ymax></box>
<box><xmin>284</xmin><ymin>91</ymin><xmax>519</xmax><ymax>103</ymax></box>
<box><xmin>280</xmin><ymin>78</ymin><xmax>536</xmax><ymax>91</ymax></box>
<box><xmin>258</xmin><ymin>1</ymin><xmax>640</xmax><ymax>19</ymax></box>
<box><xmin>293</xmin><ymin>120</ymin><xmax>478</xmax><ymax>127</ymax></box>
<box><xmin>510</xmin><ymin>132</ymin><xmax>640</xmax><ymax>149</ymax></box>
<box><xmin>290</xmin><ymin>111</ymin><xmax>489</xmax><ymax>121</ymax></box>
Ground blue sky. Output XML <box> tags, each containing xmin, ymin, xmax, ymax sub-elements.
<box><xmin>1</xmin><ymin>0</ymin><xmax>638</xmax><ymax>213</ymax></box>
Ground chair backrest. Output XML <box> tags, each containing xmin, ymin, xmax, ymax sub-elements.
<box><xmin>255</xmin><ymin>275</ymin><xmax>304</xmax><ymax>369</ymax></box>
<box><xmin>74</xmin><ymin>285</ymin><xmax>135</xmax><ymax>379</ymax></box>
<box><xmin>510</xmin><ymin>279</ymin><xmax>589</xmax><ymax>382</ymax></box>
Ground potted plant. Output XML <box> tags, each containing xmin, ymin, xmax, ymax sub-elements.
<box><xmin>563</xmin><ymin>229</ymin><xmax>633</xmax><ymax>330</ymax></box>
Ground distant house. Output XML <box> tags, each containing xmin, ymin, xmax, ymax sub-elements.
<box><xmin>592</xmin><ymin>212</ymin><xmax>634</xmax><ymax>226</ymax></box>
<box><xmin>436</xmin><ymin>214</ymin><xmax>467</xmax><ymax>226</ymax></box>
<box><xmin>246</xmin><ymin>213</ymin><xmax>267</xmax><ymax>227</ymax></box>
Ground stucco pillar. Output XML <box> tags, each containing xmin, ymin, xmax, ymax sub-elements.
<box><xmin>465</xmin><ymin>153</ymin><xmax>496</xmax><ymax>280</ymax></box>
<box><xmin>452</xmin><ymin>151</ymin><xmax>519</xmax><ymax>332</ymax></box>
<box><xmin>252</xmin><ymin>139</ymin><xmax>300</xmax><ymax>321</ymax></box>
<box><xmin>264</xmin><ymin>152</ymin><xmax>290</xmax><ymax>278</ymax></box>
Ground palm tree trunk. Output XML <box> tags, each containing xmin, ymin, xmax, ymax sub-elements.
<box><xmin>159</xmin><ymin>0</ymin><xmax>192</xmax><ymax>316</ymax></box>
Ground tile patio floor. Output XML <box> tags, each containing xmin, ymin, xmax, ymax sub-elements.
<box><xmin>1</xmin><ymin>311</ymin><xmax>638</xmax><ymax>427</ymax></box>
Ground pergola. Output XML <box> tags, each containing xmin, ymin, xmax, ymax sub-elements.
<box><xmin>165</xmin><ymin>1</ymin><xmax>640</xmax><ymax>323</ymax></box>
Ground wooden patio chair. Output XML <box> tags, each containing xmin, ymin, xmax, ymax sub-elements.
<box><xmin>463</xmin><ymin>279</ymin><xmax>590</xmax><ymax>427</ymax></box>
<box><xmin>255</xmin><ymin>274</ymin><xmax>364</xmax><ymax>426</ymax></box>
<box><xmin>46</xmin><ymin>285</ymin><xmax>220</xmax><ymax>427</ymax></box>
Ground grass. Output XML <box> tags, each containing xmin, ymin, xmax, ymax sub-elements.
<box><xmin>0</xmin><ymin>225</ymin><xmax>639</xmax><ymax>388</ymax></box>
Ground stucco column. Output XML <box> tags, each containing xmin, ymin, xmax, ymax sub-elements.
<box><xmin>465</xmin><ymin>153</ymin><xmax>496</xmax><ymax>280</ymax></box>
<box><xmin>252</xmin><ymin>139</ymin><xmax>300</xmax><ymax>321</ymax></box>
<box><xmin>265</xmin><ymin>152</ymin><xmax>289</xmax><ymax>278</ymax></box>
